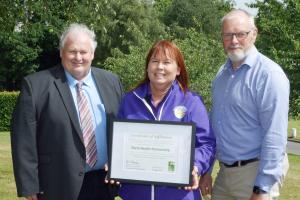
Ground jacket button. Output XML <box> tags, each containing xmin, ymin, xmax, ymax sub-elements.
<box><xmin>79</xmin><ymin>172</ymin><xmax>84</xmax><ymax>176</ymax></box>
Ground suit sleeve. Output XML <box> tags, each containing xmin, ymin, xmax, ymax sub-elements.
<box><xmin>11</xmin><ymin>78</ymin><xmax>40</xmax><ymax>197</ymax></box>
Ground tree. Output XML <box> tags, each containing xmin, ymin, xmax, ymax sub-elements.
<box><xmin>0</xmin><ymin>0</ymin><xmax>74</xmax><ymax>90</ymax></box>
<box><xmin>104</xmin><ymin>38</ymin><xmax>152</xmax><ymax>92</ymax></box>
<box><xmin>253</xmin><ymin>0</ymin><xmax>300</xmax><ymax>117</ymax></box>
<box><xmin>104</xmin><ymin>28</ymin><xmax>225</xmax><ymax>108</ymax></box>
<box><xmin>153</xmin><ymin>0</ymin><xmax>173</xmax><ymax>18</ymax></box>
<box><xmin>175</xmin><ymin>29</ymin><xmax>225</xmax><ymax>107</ymax></box>
<box><xmin>0</xmin><ymin>0</ymin><xmax>167</xmax><ymax>90</ymax></box>
<box><xmin>163</xmin><ymin>0</ymin><xmax>233</xmax><ymax>38</ymax></box>
<box><xmin>0</xmin><ymin>29</ymin><xmax>42</xmax><ymax>90</ymax></box>
<box><xmin>90</xmin><ymin>0</ymin><xmax>167</xmax><ymax>68</ymax></box>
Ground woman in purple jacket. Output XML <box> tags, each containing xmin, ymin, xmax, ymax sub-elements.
<box><xmin>117</xmin><ymin>40</ymin><xmax>216</xmax><ymax>200</ymax></box>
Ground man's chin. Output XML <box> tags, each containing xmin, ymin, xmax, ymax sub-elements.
<box><xmin>70</xmin><ymin>69</ymin><xmax>89</xmax><ymax>80</ymax></box>
<box><xmin>228</xmin><ymin>52</ymin><xmax>246</xmax><ymax>63</ymax></box>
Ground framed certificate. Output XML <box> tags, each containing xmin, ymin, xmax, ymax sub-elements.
<box><xmin>108</xmin><ymin>119</ymin><xmax>196</xmax><ymax>187</ymax></box>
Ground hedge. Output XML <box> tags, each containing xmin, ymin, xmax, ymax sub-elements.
<box><xmin>0</xmin><ymin>91</ymin><xmax>19</xmax><ymax>131</ymax></box>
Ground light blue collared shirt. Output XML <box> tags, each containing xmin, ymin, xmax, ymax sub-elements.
<box><xmin>65</xmin><ymin>69</ymin><xmax>107</xmax><ymax>171</ymax></box>
<box><xmin>211</xmin><ymin>46</ymin><xmax>289</xmax><ymax>191</ymax></box>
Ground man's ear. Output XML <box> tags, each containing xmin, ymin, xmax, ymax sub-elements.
<box><xmin>252</xmin><ymin>28</ymin><xmax>258</xmax><ymax>42</ymax></box>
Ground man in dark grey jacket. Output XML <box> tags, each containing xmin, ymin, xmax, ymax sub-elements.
<box><xmin>11</xmin><ymin>23</ymin><xmax>123</xmax><ymax>200</ymax></box>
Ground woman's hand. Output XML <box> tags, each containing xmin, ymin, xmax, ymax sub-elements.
<box><xmin>250</xmin><ymin>193</ymin><xmax>268</xmax><ymax>200</ymax></box>
<box><xmin>104</xmin><ymin>163</ymin><xmax>120</xmax><ymax>185</ymax></box>
<box><xmin>183</xmin><ymin>166</ymin><xmax>199</xmax><ymax>190</ymax></box>
<box><xmin>26</xmin><ymin>194</ymin><xmax>38</xmax><ymax>200</ymax></box>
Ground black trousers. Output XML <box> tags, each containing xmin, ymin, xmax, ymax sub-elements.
<box><xmin>78</xmin><ymin>169</ymin><xmax>118</xmax><ymax>200</ymax></box>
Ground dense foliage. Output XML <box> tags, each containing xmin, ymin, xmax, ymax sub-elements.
<box><xmin>0</xmin><ymin>91</ymin><xmax>19</xmax><ymax>131</ymax></box>
<box><xmin>0</xmin><ymin>0</ymin><xmax>299</xmax><ymax>118</ymax></box>
<box><xmin>252</xmin><ymin>0</ymin><xmax>300</xmax><ymax>118</ymax></box>
<box><xmin>163</xmin><ymin>0</ymin><xmax>233</xmax><ymax>38</ymax></box>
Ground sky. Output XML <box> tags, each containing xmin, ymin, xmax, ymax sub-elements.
<box><xmin>234</xmin><ymin>0</ymin><xmax>258</xmax><ymax>16</ymax></box>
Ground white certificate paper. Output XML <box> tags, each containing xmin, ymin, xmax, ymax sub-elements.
<box><xmin>108</xmin><ymin>119</ymin><xmax>195</xmax><ymax>186</ymax></box>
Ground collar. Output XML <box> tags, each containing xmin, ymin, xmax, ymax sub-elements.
<box><xmin>134</xmin><ymin>80</ymin><xmax>179</xmax><ymax>99</ymax></box>
<box><xmin>64</xmin><ymin>69</ymin><xmax>93</xmax><ymax>88</ymax></box>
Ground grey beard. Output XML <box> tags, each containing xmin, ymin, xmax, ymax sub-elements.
<box><xmin>227</xmin><ymin>46</ymin><xmax>253</xmax><ymax>63</ymax></box>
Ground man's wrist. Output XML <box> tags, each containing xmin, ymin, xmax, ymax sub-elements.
<box><xmin>253</xmin><ymin>186</ymin><xmax>267</xmax><ymax>194</ymax></box>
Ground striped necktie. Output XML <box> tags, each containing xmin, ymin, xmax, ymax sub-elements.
<box><xmin>76</xmin><ymin>82</ymin><xmax>97</xmax><ymax>167</ymax></box>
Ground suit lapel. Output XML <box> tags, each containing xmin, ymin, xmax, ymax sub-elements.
<box><xmin>53</xmin><ymin>66</ymin><xmax>84</xmax><ymax>144</ymax></box>
<box><xmin>92</xmin><ymin>68</ymin><xmax>113</xmax><ymax>114</ymax></box>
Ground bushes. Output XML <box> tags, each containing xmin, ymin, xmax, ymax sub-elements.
<box><xmin>0</xmin><ymin>91</ymin><xmax>19</xmax><ymax>131</ymax></box>
<box><xmin>104</xmin><ymin>28</ymin><xmax>225</xmax><ymax>109</ymax></box>
<box><xmin>290</xmin><ymin>92</ymin><xmax>300</xmax><ymax>119</ymax></box>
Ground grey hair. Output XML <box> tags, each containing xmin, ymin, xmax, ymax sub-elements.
<box><xmin>59</xmin><ymin>23</ymin><xmax>97</xmax><ymax>52</ymax></box>
<box><xmin>221</xmin><ymin>9</ymin><xmax>256</xmax><ymax>29</ymax></box>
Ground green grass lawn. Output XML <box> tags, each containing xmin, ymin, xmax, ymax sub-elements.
<box><xmin>280</xmin><ymin>154</ymin><xmax>300</xmax><ymax>199</ymax></box>
<box><xmin>1</xmin><ymin>131</ymin><xmax>300</xmax><ymax>200</ymax></box>
<box><xmin>0</xmin><ymin>132</ymin><xmax>18</xmax><ymax>200</ymax></box>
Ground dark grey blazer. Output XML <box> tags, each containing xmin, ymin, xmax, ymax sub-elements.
<box><xmin>11</xmin><ymin>65</ymin><xmax>124</xmax><ymax>200</ymax></box>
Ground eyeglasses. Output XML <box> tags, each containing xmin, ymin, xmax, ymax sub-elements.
<box><xmin>221</xmin><ymin>31</ymin><xmax>252</xmax><ymax>41</ymax></box>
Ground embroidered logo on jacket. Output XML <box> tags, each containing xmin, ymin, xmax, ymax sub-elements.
<box><xmin>173</xmin><ymin>106</ymin><xmax>187</xmax><ymax>119</ymax></box>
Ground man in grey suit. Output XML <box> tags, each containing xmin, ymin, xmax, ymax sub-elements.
<box><xmin>11</xmin><ymin>23</ymin><xmax>124</xmax><ymax>200</ymax></box>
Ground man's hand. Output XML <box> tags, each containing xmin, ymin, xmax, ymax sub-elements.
<box><xmin>199</xmin><ymin>172</ymin><xmax>212</xmax><ymax>196</ymax></box>
<box><xmin>26</xmin><ymin>194</ymin><xmax>38</xmax><ymax>200</ymax></box>
<box><xmin>184</xmin><ymin>166</ymin><xmax>199</xmax><ymax>190</ymax></box>
<box><xmin>250</xmin><ymin>193</ymin><xmax>268</xmax><ymax>200</ymax></box>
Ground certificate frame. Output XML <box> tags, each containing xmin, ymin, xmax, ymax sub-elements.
<box><xmin>108</xmin><ymin>119</ymin><xmax>195</xmax><ymax>187</ymax></box>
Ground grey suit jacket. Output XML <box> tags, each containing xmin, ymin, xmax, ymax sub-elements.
<box><xmin>11</xmin><ymin>65</ymin><xmax>124</xmax><ymax>200</ymax></box>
